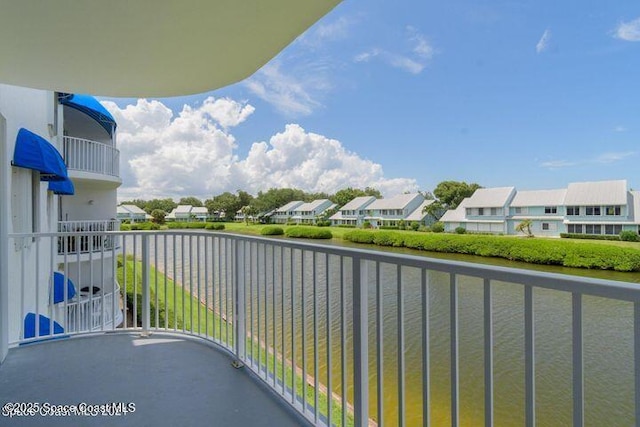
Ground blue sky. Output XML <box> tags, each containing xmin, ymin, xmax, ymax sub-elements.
<box><xmin>104</xmin><ymin>0</ymin><xmax>640</xmax><ymax>200</ymax></box>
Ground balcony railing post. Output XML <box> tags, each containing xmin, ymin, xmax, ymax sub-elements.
<box><xmin>234</xmin><ymin>239</ymin><xmax>246</xmax><ymax>365</ymax></box>
<box><xmin>353</xmin><ymin>256</ymin><xmax>369</xmax><ymax>427</ymax></box>
<box><xmin>141</xmin><ymin>233</ymin><xmax>151</xmax><ymax>335</ymax></box>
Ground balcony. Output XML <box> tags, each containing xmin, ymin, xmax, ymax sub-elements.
<box><xmin>63</xmin><ymin>136</ymin><xmax>120</xmax><ymax>179</ymax></box>
<box><xmin>3</xmin><ymin>231</ymin><xmax>640</xmax><ymax>426</ymax></box>
<box><xmin>57</xmin><ymin>220</ymin><xmax>120</xmax><ymax>256</ymax></box>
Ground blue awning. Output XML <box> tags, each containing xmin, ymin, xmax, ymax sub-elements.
<box><xmin>52</xmin><ymin>272</ymin><xmax>76</xmax><ymax>303</ymax></box>
<box><xmin>59</xmin><ymin>93</ymin><xmax>116</xmax><ymax>137</ymax></box>
<box><xmin>23</xmin><ymin>313</ymin><xmax>65</xmax><ymax>339</ymax></box>
<box><xmin>12</xmin><ymin>128</ymin><xmax>68</xmax><ymax>181</ymax></box>
<box><xmin>48</xmin><ymin>177</ymin><xmax>75</xmax><ymax>195</ymax></box>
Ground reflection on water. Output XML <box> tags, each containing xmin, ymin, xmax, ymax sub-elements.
<box><xmin>128</xmin><ymin>234</ymin><xmax>637</xmax><ymax>426</ymax></box>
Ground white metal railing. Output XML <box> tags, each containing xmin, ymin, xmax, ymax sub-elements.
<box><xmin>64</xmin><ymin>282</ymin><xmax>123</xmax><ymax>333</ymax></box>
<box><xmin>57</xmin><ymin>220</ymin><xmax>120</xmax><ymax>255</ymax></box>
<box><xmin>63</xmin><ymin>136</ymin><xmax>120</xmax><ymax>177</ymax></box>
<box><xmin>7</xmin><ymin>230</ymin><xmax>640</xmax><ymax>426</ymax></box>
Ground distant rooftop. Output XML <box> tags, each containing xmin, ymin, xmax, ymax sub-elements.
<box><xmin>366</xmin><ymin>193</ymin><xmax>423</xmax><ymax>210</ymax></box>
<box><xmin>405</xmin><ymin>200</ymin><xmax>435</xmax><ymax>221</ymax></box>
<box><xmin>465</xmin><ymin>187</ymin><xmax>515</xmax><ymax>208</ymax></box>
<box><xmin>564</xmin><ymin>180</ymin><xmax>628</xmax><ymax>206</ymax></box>
<box><xmin>276</xmin><ymin>201</ymin><xmax>304</xmax><ymax>213</ymax></box>
<box><xmin>119</xmin><ymin>204</ymin><xmax>146</xmax><ymax>215</ymax></box>
<box><xmin>339</xmin><ymin>196</ymin><xmax>376</xmax><ymax>211</ymax></box>
<box><xmin>510</xmin><ymin>189</ymin><xmax>567</xmax><ymax>207</ymax></box>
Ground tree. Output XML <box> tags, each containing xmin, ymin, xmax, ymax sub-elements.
<box><xmin>515</xmin><ymin>219</ymin><xmax>534</xmax><ymax>237</ymax></box>
<box><xmin>331</xmin><ymin>187</ymin><xmax>382</xmax><ymax>208</ymax></box>
<box><xmin>250</xmin><ymin>188</ymin><xmax>307</xmax><ymax>214</ymax></box>
<box><xmin>144</xmin><ymin>198</ymin><xmax>177</xmax><ymax>214</ymax></box>
<box><xmin>150</xmin><ymin>209</ymin><xmax>166</xmax><ymax>224</ymax></box>
<box><xmin>178</xmin><ymin>196</ymin><xmax>203</xmax><ymax>207</ymax></box>
<box><xmin>423</xmin><ymin>181</ymin><xmax>482</xmax><ymax>220</ymax></box>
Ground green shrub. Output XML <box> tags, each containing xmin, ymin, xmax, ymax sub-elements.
<box><xmin>316</xmin><ymin>220</ymin><xmax>332</xmax><ymax>227</ymax></box>
<box><xmin>560</xmin><ymin>233</ymin><xmax>621</xmax><ymax>241</ymax></box>
<box><xmin>342</xmin><ymin>230</ymin><xmax>640</xmax><ymax>272</ymax></box>
<box><xmin>261</xmin><ymin>226</ymin><xmax>284</xmax><ymax>236</ymax></box>
<box><xmin>410</xmin><ymin>221</ymin><xmax>420</xmax><ymax>231</ymax></box>
<box><xmin>205</xmin><ymin>223</ymin><xmax>225</xmax><ymax>230</ymax></box>
<box><xmin>120</xmin><ymin>224</ymin><xmax>131</xmax><ymax>231</ymax></box>
<box><xmin>362</xmin><ymin>221</ymin><xmax>372</xmax><ymax>229</ymax></box>
<box><xmin>285</xmin><ymin>227</ymin><xmax>332</xmax><ymax>239</ymax></box>
<box><xmin>620</xmin><ymin>230</ymin><xmax>640</xmax><ymax>242</ymax></box>
<box><xmin>455</xmin><ymin>226</ymin><xmax>466</xmax><ymax>234</ymax></box>
<box><xmin>337</xmin><ymin>224</ymin><xmax>356</xmax><ymax>228</ymax></box>
<box><xmin>418</xmin><ymin>225</ymin><xmax>430</xmax><ymax>232</ymax></box>
<box><xmin>379</xmin><ymin>226</ymin><xmax>399</xmax><ymax>230</ymax></box>
<box><xmin>398</xmin><ymin>219</ymin><xmax>406</xmax><ymax>230</ymax></box>
<box><xmin>431</xmin><ymin>222</ymin><xmax>445</xmax><ymax>233</ymax></box>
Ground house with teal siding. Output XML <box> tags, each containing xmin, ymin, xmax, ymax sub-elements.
<box><xmin>446</xmin><ymin>187</ymin><xmax>516</xmax><ymax>233</ymax></box>
<box><xmin>507</xmin><ymin>189</ymin><xmax>567</xmax><ymax>236</ymax></box>
<box><xmin>330</xmin><ymin>196</ymin><xmax>376</xmax><ymax>227</ymax></box>
<box><xmin>363</xmin><ymin>193</ymin><xmax>425</xmax><ymax>228</ymax></box>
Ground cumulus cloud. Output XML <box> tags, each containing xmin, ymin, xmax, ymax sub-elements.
<box><xmin>231</xmin><ymin>124</ymin><xmax>418</xmax><ymax>194</ymax></box>
<box><xmin>104</xmin><ymin>99</ymin><xmax>416</xmax><ymax>200</ymax></box>
<box><xmin>613</xmin><ymin>17</ymin><xmax>640</xmax><ymax>41</ymax></box>
<box><xmin>536</xmin><ymin>29</ymin><xmax>552</xmax><ymax>53</ymax></box>
<box><xmin>354</xmin><ymin>26</ymin><xmax>435</xmax><ymax>74</ymax></box>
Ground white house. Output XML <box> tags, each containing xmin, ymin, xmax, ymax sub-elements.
<box><xmin>404</xmin><ymin>199</ymin><xmax>437</xmax><ymax>227</ymax></box>
<box><xmin>272</xmin><ymin>201</ymin><xmax>304</xmax><ymax>224</ymax></box>
<box><xmin>117</xmin><ymin>204</ymin><xmax>148</xmax><ymax>222</ymax></box>
<box><xmin>441</xmin><ymin>180</ymin><xmax>640</xmax><ymax>237</ymax></box>
<box><xmin>363</xmin><ymin>193</ymin><xmax>425</xmax><ymax>228</ymax></box>
<box><xmin>330</xmin><ymin>196</ymin><xmax>376</xmax><ymax>227</ymax></box>
<box><xmin>290</xmin><ymin>199</ymin><xmax>335</xmax><ymax>224</ymax></box>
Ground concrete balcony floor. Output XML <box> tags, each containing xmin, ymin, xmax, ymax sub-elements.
<box><xmin>0</xmin><ymin>333</ymin><xmax>310</xmax><ymax>426</ymax></box>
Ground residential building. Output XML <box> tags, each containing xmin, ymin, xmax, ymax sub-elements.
<box><xmin>291</xmin><ymin>199</ymin><xmax>335</xmax><ymax>224</ymax></box>
<box><xmin>272</xmin><ymin>200</ymin><xmax>304</xmax><ymax>224</ymax></box>
<box><xmin>442</xmin><ymin>180</ymin><xmax>640</xmax><ymax>236</ymax></box>
<box><xmin>330</xmin><ymin>196</ymin><xmax>376</xmax><ymax>226</ymax></box>
<box><xmin>166</xmin><ymin>204</ymin><xmax>208</xmax><ymax>222</ymax></box>
<box><xmin>363</xmin><ymin>193</ymin><xmax>426</xmax><ymax>228</ymax></box>
<box><xmin>404</xmin><ymin>199</ymin><xmax>437</xmax><ymax>227</ymax></box>
<box><xmin>117</xmin><ymin>204</ymin><xmax>148</xmax><ymax>222</ymax></box>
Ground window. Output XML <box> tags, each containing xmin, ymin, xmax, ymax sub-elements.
<box><xmin>586</xmin><ymin>206</ymin><xmax>601</xmax><ymax>216</ymax></box>
<box><xmin>466</xmin><ymin>208</ymin><xmax>472</xmax><ymax>216</ymax></box>
<box><xmin>490</xmin><ymin>207</ymin><xmax>497</xmax><ymax>216</ymax></box>
<box><xmin>568</xmin><ymin>224</ymin><xmax>583</xmax><ymax>234</ymax></box>
<box><xmin>542</xmin><ymin>223</ymin><xmax>549</xmax><ymax>231</ymax></box>
<box><xmin>605</xmin><ymin>206</ymin><xmax>621</xmax><ymax>216</ymax></box>
<box><xmin>544</xmin><ymin>206</ymin><xmax>557</xmax><ymax>214</ymax></box>
<box><xmin>585</xmin><ymin>224</ymin><xmax>602</xmax><ymax>234</ymax></box>
<box><xmin>514</xmin><ymin>207</ymin><xmax>521</xmax><ymax>214</ymax></box>
<box><xmin>478</xmin><ymin>208</ymin><xmax>484</xmax><ymax>216</ymax></box>
<box><xmin>566</xmin><ymin>206</ymin><xmax>580</xmax><ymax>216</ymax></box>
<box><xmin>605</xmin><ymin>224</ymin><xmax>622</xmax><ymax>235</ymax></box>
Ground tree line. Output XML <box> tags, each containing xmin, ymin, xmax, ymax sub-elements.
<box><xmin>120</xmin><ymin>181</ymin><xmax>481</xmax><ymax>221</ymax></box>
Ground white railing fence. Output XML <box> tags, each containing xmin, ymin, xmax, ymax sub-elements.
<box><xmin>63</xmin><ymin>136</ymin><xmax>120</xmax><ymax>177</ymax></box>
<box><xmin>57</xmin><ymin>221</ymin><xmax>120</xmax><ymax>255</ymax></box>
<box><xmin>7</xmin><ymin>230</ymin><xmax>640</xmax><ymax>427</ymax></box>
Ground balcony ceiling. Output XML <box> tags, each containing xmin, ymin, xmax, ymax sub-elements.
<box><xmin>0</xmin><ymin>0</ymin><xmax>341</xmax><ymax>97</ymax></box>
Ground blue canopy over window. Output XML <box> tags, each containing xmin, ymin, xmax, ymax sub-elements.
<box><xmin>12</xmin><ymin>128</ymin><xmax>68</xmax><ymax>181</ymax></box>
<box><xmin>48</xmin><ymin>177</ymin><xmax>75</xmax><ymax>195</ymax></box>
<box><xmin>59</xmin><ymin>93</ymin><xmax>116</xmax><ymax>137</ymax></box>
<box><xmin>52</xmin><ymin>272</ymin><xmax>76</xmax><ymax>303</ymax></box>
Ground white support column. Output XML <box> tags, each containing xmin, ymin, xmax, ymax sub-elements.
<box><xmin>0</xmin><ymin>114</ymin><xmax>8</xmax><ymax>363</ymax></box>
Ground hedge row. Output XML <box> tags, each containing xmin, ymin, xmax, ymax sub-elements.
<box><xmin>285</xmin><ymin>227</ymin><xmax>333</xmax><ymax>239</ymax></box>
<box><xmin>205</xmin><ymin>223</ymin><xmax>225</xmax><ymax>230</ymax></box>
<box><xmin>560</xmin><ymin>233</ymin><xmax>621</xmax><ymax>241</ymax></box>
<box><xmin>342</xmin><ymin>230</ymin><xmax>640</xmax><ymax>272</ymax></box>
<box><xmin>167</xmin><ymin>222</ymin><xmax>209</xmax><ymax>229</ymax></box>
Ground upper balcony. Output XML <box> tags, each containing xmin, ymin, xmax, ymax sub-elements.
<box><xmin>62</xmin><ymin>136</ymin><xmax>121</xmax><ymax>182</ymax></box>
<box><xmin>3</xmin><ymin>230</ymin><xmax>640</xmax><ymax>426</ymax></box>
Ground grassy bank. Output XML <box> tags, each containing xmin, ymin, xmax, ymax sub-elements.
<box><xmin>343</xmin><ymin>230</ymin><xmax>640</xmax><ymax>272</ymax></box>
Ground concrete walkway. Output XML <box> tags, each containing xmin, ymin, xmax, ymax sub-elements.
<box><xmin>0</xmin><ymin>333</ymin><xmax>310</xmax><ymax>426</ymax></box>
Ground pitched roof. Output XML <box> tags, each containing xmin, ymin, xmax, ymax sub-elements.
<box><xmin>510</xmin><ymin>189</ymin><xmax>567</xmax><ymax>207</ymax></box>
<box><xmin>465</xmin><ymin>187</ymin><xmax>515</xmax><ymax>208</ymax></box>
<box><xmin>175</xmin><ymin>205</ymin><xmax>193</xmax><ymax>214</ymax></box>
<box><xmin>340</xmin><ymin>196</ymin><xmax>376</xmax><ymax>211</ymax></box>
<box><xmin>564</xmin><ymin>180</ymin><xmax>628</xmax><ymax>205</ymax></box>
<box><xmin>191</xmin><ymin>207</ymin><xmax>208</xmax><ymax>214</ymax></box>
<box><xmin>276</xmin><ymin>201</ymin><xmax>304</xmax><ymax>213</ymax></box>
<box><xmin>440</xmin><ymin>198</ymin><xmax>470</xmax><ymax>223</ymax></box>
<box><xmin>366</xmin><ymin>193</ymin><xmax>423</xmax><ymax>210</ymax></box>
<box><xmin>405</xmin><ymin>200</ymin><xmax>435</xmax><ymax>221</ymax></box>
<box><xmin>119</xmin><ymin>204</ymin><xmax>146</xmax><ymax>214</ymax></box>
<box><xmin>294</xmin><ymin>199</ymin><xmax>331</xmax><ymax>212</ymax></box>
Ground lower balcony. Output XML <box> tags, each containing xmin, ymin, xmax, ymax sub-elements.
<box><xmin>62</xmin><ymin>136</ymin><xmax>120</xmax><ymax>181</ymax></box>
<box><xmin>3</xmin><ymin>230</ymin><xmax>640</xmax><ymax>426</ymax></box>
